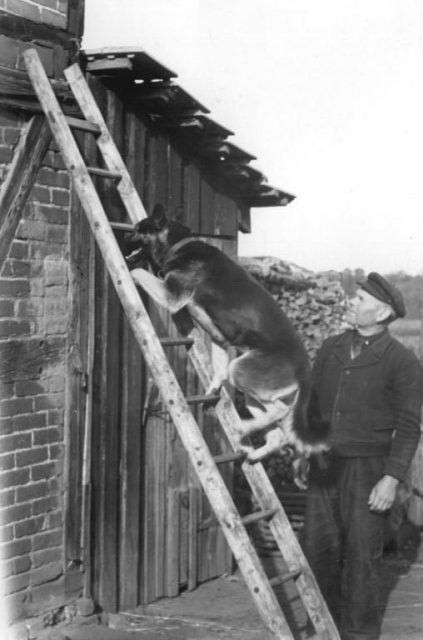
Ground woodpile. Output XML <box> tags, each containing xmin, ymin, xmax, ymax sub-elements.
<box><xmin>238</xmin><ymin>256</ymin><xmax>346</xmax><ymax>362</ymax></box>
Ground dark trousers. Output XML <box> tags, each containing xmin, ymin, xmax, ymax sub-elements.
<box><xmin>302</xmin><ymin>455</ymin><xmax>386</xmax><ymax>640</ymax></box>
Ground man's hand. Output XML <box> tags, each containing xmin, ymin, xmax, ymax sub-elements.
<box><xmin>368</xmin><ymin>475</ymin><xmax>399</xmax><ymax>512</ymax></box>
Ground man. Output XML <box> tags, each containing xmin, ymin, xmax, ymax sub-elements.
<box><xmin>302</xmin><ymin>272</ymin><xmax>423</xmax><ymax>640</ymax></box>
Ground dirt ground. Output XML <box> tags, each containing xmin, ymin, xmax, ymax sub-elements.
<box><xmin>60</xmin><ymin>531</ymin><xmax>423</xmax><ymax>640</ymax></box>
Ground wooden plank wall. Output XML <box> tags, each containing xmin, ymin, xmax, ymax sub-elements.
<box><xmin>90</xmin><ymin>78</ymin><xmax>123</xmax><ymax>612</ymax></box>
<box><xmin>118</xmin><ymin>106</ymin><xmax>146</xmax><ymax>609</ymax></box>
<box><xmin>85</xmin><ymin>79</ymin><xmax>241</xmax><ymax>612</ymax></box>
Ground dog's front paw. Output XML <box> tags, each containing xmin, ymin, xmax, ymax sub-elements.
<box><xmin>125</xmin><ymin>249</ymin><xmax>147</xmax><ymax>269</ymax></box>
<box><xmin>232</xmin><ymin>426</ymin><xmax>247</xmax><ymax>444</ymax></box>
<box><xmin>238</xmin><ymin>444</ymin><xmax>259</xmax><ymax>463</ymax></box>
<box><xmin>205</xmin><ymin>376</ymin><xmax>225</xmax><ymax>398</ymax></box>
<box><xmin>202</xmin><ymin>392</ymin><xmax>221</xmax><ymax>411</ymax></box>
<box><xmin>204</xmin><ymin>383</ymin><xmax>222</xmax><ymax>398</ymax></box>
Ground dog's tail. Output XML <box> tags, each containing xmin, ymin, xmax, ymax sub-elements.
<box><xmin>292</xmin><ymin>382</ymin><xmax>331</xmax><ymax>451</ymax></box>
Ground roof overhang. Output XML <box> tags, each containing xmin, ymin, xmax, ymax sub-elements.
<box><xmin>80</xmin><ymin>47</ymin><xmax>295</xmax><ymax>210</ymax></box>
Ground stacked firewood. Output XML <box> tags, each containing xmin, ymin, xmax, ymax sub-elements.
<box><xmin>238</xmin><ymin>256</ymin><xmax>346</xmax><ymax>362</ymax></box>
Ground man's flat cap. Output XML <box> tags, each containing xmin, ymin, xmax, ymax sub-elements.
<box><xmin>358</xmin><ymin>272</ymin><xmax>406</xmax><ymax>318</ymax></box>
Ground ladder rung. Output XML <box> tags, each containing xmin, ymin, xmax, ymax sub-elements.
<box><xmin>213</xmin><ymin>451</ymin><xmax>245</xmax><ymax>464</ymax></box>
<box><xmin>87</xmin><ymin>166</ymin><xmax>122</xmax><ymax>180</ymax></box>
<box><xmin>269</xmin><ymin>568</ymin><xmax>302</xmax><ymax>587</ymax></box>
<box><xmin>241</xmin><ymin>508</ymin><xmax>278</xmax><ymax>527</ymax></box>
<box><xmin>65</xmin><ymin>115</ymin><xmax>101</xmax><ymax>134</ymax></box>
<box><xmin>148</xmin><ymin>393</ymin><xmax>220</xmax><ymax>414</ymax></box>
<box><xmin>160</xmin><ymin>336</ymin><xmax>195</xmax><ymax>347</ymax></box>
<box><xmin>198</xmin><ymin>517</ymin><xmax>218</xmax><ymax>531</ymax></box>
<box><xmin>186</xmin><ymin>393</ymin><xmax>220</xmax><ymax>406</ymax></box>
<box><xmin>110</xmin><ymin>222</ymin><xmax>135</xmax><ymax>232</ymax></box>
<box><xmin>199</xmin><ymin>508</ymin><xmax>277</xmax><ymax>532</ymax></box>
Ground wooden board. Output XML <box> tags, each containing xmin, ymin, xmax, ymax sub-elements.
<box><xmin>165</xmin><ymin>488</ymin><xmax>180</xmax><ymax>596</ymax></box>
<box><xmin>183</xmin><ymin>162</ymin><xmax>201</xmax><ymax>232</ymax></box>
<box><xmin>117</xmin><ymin>109</ymin><xmax>147</xmax><ymax>608</ymax></box>
<box><xmin>65</xmin><ymin>133</ymin><xmax>92</xmax><ymax>573</ymax></box>
<box><xmin>144</xmin><ymin>129</ymin><xmax>168</xmax><ymax>212</ymax></box>
<box><xmin>89</xmin><ymin>79</ymin><xmax>121</xmax><ymax>612</ymax></box>
<box><xmin>214</xmin><ymin>192</ymin><xmax>238</xmax><ymax>238</ymax></box>
<box><xmin>168</xmin><ymin>146</ymin><xmax>184</xmax><ymax>218</ymax></box>
<box><xmin>199</xmin><ymin>176</ymin><xmax>216</xmax><ymax>235</ymax></box>
<box><xmin>139</xmin><ymin>128</ymin><xmax>170</xmax><ymax>603</ymax></box>
<box><xmin>0</xmin><ymin>115</ymin><xmax>51</xmax><ymax>270</ymax></box>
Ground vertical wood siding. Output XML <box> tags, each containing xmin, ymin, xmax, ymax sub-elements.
<box><xmin>82</xmin><ymin>79</ymin><xmax>242</xmax><ymax>611</ymax></box>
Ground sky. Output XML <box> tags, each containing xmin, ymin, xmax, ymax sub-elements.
<box><xmin>83</xmin><ymin>0</ymin><xmax>423</xmax><ymax>275</ymax></box>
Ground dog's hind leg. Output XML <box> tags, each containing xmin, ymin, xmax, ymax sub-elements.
<box><xmin>241</xmin><ymin>398</ymin><xmax>291</xmax><ymax>434</ymax></box>
<box><xmin>233</xmin><ymin>399</ymin><xmax>289</xmax><ymax>462</ymax></box>
<box><xmin>131</xmin><ymin>269</ymin><xmax>189</xmax><ymax>313</ymax></box>
<box><xmin>240</xmin><ymin>426</ymin><xmax>288</xmax><ymax>463</ymax></box>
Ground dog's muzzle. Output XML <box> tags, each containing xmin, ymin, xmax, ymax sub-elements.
<box><xmin>125</xmin><ymin>246</ymin><xmax>146</xmax><ymax>266</ymax></box>
<box><xmin>123</xmin><ymin>230</ymin><xmax>149</xmax><ymax>267</ymax></box>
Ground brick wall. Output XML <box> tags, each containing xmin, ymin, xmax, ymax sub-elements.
<box><xmin>0</xmin><ymin>0</ymin><xmax>68</xmax><ymax>29</ymax></box>
<box><xmin>0</xmin><ymin>106</ymin><xmax>72</xmax><ymax>623</ymax></box>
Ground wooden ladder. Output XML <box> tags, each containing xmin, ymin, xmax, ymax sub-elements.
<box><xmin>23</xmin><ymin>47</ymin><xmax>340</xmax><ymax>640</ymax></box>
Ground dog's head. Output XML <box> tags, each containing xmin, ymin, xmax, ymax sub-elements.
<box><xmin>124</xmin><ymin>204</ymin><xmax>191</xmax><ymax>268</ymax></box>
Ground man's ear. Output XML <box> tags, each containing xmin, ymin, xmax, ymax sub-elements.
<box><xmin>150</xmin><ymin>203</ymin><xmax>167</xmax><ymax>230</ymax></box>
<box><xmin>376</xmin><ymin>303</ymin><xmax>393</xmax><ymax>323</ymax></box>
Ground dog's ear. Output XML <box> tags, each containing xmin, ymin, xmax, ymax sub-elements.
<box><xmin>150</xmin><ymin>203</ymin><xmax>167</xmax><ymax>230</ymax></box>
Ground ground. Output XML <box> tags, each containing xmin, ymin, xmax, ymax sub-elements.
<box><xmin>58</xmin><ymin>531</ymin><xmax>423</xmax><ymax>640</ymax></box>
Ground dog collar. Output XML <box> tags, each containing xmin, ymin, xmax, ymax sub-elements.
<box><xmin>164</xmin><ymin>236</ymin><xmax>197</xmax><ymax>262</ymax></box>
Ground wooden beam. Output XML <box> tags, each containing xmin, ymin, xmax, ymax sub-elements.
<box><xmin>0</xmin><ymin>66</ymin><xmax>39</xmax><ymax>97</ymax></box>
<box><xmin>85</xmin><ymin>58</ymin><xmax>134</xmax><ymax>74</ymax></box>
<box><xmin>0</xmin><ymin>10</ymin><xmax>75</xmax><ymax>49</ymax></box>
<box><xmin>237</xmin><ymin>204</ymin><xmax>251</xmax><ymax>233</ymax></box>
<box><xmin>67</xmin><ymin>0</ymin><xmax>85</xmax><ymax>39</ymax></box>
<box><xmin>0</xmin><ymin>115</ymin><xmax>52</xmax><ymax>270</ymax></box>
<box><xmin>0</xmin><ymin>65</ymin><xmax>71</xmax><ymax>101</ymax></box>
<box><xmin>0</xmin><ymin>97</ymin><xmax>44</xmax><ymax>114</ymax></box>
<box><xmin>0</xmin><ymin>96</ymin><xmax>80</xmax><ymax>118</ymax></box>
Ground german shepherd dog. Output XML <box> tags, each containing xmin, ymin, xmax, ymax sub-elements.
<box><xmin>125</xmin><ymin>204</ymin><xmax>330</xmax><ymax>463</ymax></box>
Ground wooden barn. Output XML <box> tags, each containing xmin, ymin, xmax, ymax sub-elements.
<box><xmin>0</xmin><ymin>0</ymin><xmax>295</xmax><ymax>626</ymax></box>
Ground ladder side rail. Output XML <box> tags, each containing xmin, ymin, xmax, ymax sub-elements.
<box><xmin>0</xmin><ymin>115</ymin><xmax>52</xmax><ymax>270</ymax></box>
<box><xmin>176</xmin><ymin>324</ymin><xmax>340</xmax><ymax>640</ymax></box>
<box><xmin>64</xmin><ymin>63</ymin><xmax>147</xmax><ymax>225</ymax></box>
<box><xmin>24</xmin><ymin>48</ymin><xmax>294</xmax><ymax>640</ymax></box>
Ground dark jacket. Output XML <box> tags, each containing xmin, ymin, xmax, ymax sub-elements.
<box><xmin>311</xmin><ymin>329</ymin><xmax>423</xmax><ymax>481</ymax></box>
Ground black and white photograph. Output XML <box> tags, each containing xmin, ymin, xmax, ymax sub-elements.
<box><xmin>1</xmin><ymin>2</ymin><xmax>423</xmax><ymax>639</ymax></box>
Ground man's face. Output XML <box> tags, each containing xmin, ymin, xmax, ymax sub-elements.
<box><xmin>344</xmin><ymin>288</ymin><xmax>389</xmax><ymax>329</ymax></box>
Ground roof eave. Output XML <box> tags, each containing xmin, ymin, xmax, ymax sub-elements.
<box><xmin>80</xmin><ymin>48</ymin><xmax>295</xmax><ymax>213</ymax></box>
